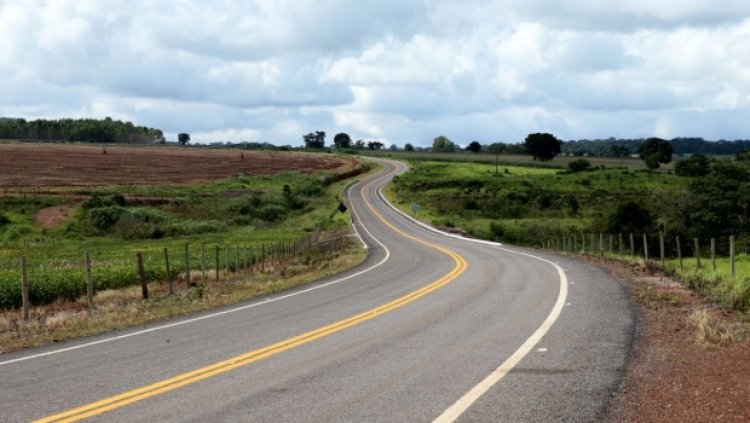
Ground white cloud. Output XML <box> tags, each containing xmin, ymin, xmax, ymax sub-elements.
<box><xmin>1</xmin><ymin>1</ymin><xmax>749</xmax><ymax>146</ymax></box>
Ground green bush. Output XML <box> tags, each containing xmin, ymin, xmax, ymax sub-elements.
<box><xmin>568</xmin><ymin>159</ymin><xmax>592</xmax><ymax>173</ymax></box>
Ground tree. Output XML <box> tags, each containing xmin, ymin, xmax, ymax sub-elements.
<box><xmin>466</xmin><ymin>141</ymin><xmax>482</xmax><ymax>153</ymax></box>
<box><xmin>354</xmin><ymin>139</ymin><xmax>366</xmax><ymax>149</ymax></box>
<box><xmin>178</xmin><ymin>133</ymin><xmax>190</xmax><ymax>145</ymax></box>
<box><xmin>367</xmin><ymin>141</ymin><xmax>384</xmax><ymax>150</ymax></box>
<box><xmin>389</xmin><ymin>144</ymin><xmax>399</xmax><ymax>151</ymax></box>
<box><xmin>333</xmin><ymin>132</ymin><xmax>352</xmax><ymax>149</ymax></box>
<box><xmin>486</xmin><ymin>142</ymin><xmax>507</xmax><ymax>154</ymax></box>
<box><xmin>607</xmin><ymin>201</ymin><xmax>654</xmax><ymax>234</ymax></box>
<box><xmin>404</xmin><ymin>143</ymin><xmax>415</xmax><ymax>152</ymax></box>
<box><xmin>675</xmin><ymin>154</ymin><xmax>711</xmax><ymax>177</ymax></box>
<box><xmin>609</xmin><ymin>144</ymin><xmax>630</xmax><ymax>166</ymax></box>
<box><xmin>524</xmin><ymin>133</ymin><xmax>561</xmax><ymax>161</ymax></box>
<box><xmin>432</xmin><ymin>135</ymin><xmax>456</xmax><ymax>153</ymax></box>
<box><xmin>303</xmin><ymin>131</ymin><xmax>326</xmax><ymax>149</ymax></box>
<box><xmin>637</xmin><ymin>137</ymin><xmax>673</xmax><ymax>170</ymax></box>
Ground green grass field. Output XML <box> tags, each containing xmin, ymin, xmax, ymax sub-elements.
<box><xmin>0</xmin><ymin>162</ymin><xmax>373</xmax><ymax>308</ymax></box>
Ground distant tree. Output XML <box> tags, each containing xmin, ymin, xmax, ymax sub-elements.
<box><xmin>524</xmin><ymin>133</ymin><xmax>561</xmax><ymax>161</ymax></box>
<box><xmin>637</xmin><ymin>137</ymin><xmax>673</xmax><ymax>170</ymax></box>
<box><xmin>466</xmin><ymin>141</ymin><xmax>482</xmax><ymax>153</ymax></box>
<box><xmin>675</xmin><ymin>154</ymin><xmax>711</xmax><ymax>177</ymax></box>
<box><xmin>404</xmin><ymin>143</ymin><xmax>415</xmax><ymax>152</ymax></box>
<box><xmin>568</xmin><ymin>158</ymin><xmax>591</xmax><ymax>173</ymax></box>
<box><xmin>432</xmin><ymin>135</ymin><xmax>457</xmax><ymax>153</ymax></box>
<box><xmin>367</xmin><ymin>141</ymin><xmax>384</xmax><ymax>150</ymax></box>
<box><xmin>303</xmin><ymin>131</ymin><xmax>326</xmax><ymax>149</ymax></box>
<box><xmin>389</xmin><ymin>144</ymin><xmax>399</xmax><ymax>151</ymax></box>
<box><xmin>354</xmin><ymin>139</ymin><xmax>366</xmax><ymax>149</ymax></box>
<box><xmin>178</xmin><ymin>133</ymin><xmax>190</xmax><ymax>145</ymax></box>
<box><xmin>333</xmin><ymin>132</ymin><xmax>352</xmax><ymax>149</ymax></box>
<box><xmin>609</xmin><ymin>144</ymin><xmax>630</xmax><ymax>166</ymax></box>
<box><xmin>486</xmin><ymin>142</ymin><xmax>507</xmax><ymax>154</ymax></box>
<box><xmin>736</xmin><ymin>149</ymin><xmax>750</xmax><ymax>161</ymax></box>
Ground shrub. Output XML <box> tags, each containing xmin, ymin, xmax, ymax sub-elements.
<box><xmin>0</xmin><ymin>212</ymin><xmax>10</xmax><ymax>226</ymax></box>
<box><xmin>568</xmin><ymin>159</ymin><xmax>592</xmax><ymax>173</ymax></box>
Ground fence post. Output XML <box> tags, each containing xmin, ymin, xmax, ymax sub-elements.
<box><xmin>590</xmin><ymin>233</ymin><xmax>594</xmax><ymax>255</ymax></box>
<box><xmin>215</xmin><ymin>245</ymin><xmax>220</xmax><ymax>282</ymax></box>
<box><xmin>599</xmin><ymin>233</ymin><xmax>604</xmax><ymax>255</ymax></box>
<box><xmin>184</xmin><ymin>243</ymin><xmax>191</xmax><ymax>287</ymax></box>
<box><xmin>200</xmin><ymin>245</ymin><xmax>206</xmax><ymax>282</ymax></box>
<box><xmin>694</xmin><ymin>238</ymin><xmax>701</xmax><ymax>269</ymax></box>
<box><xmin>676</xmin><ymin>236</ymin><xmax>683</xmax><ymax>270</ymax></box>
<box><xmin>164</xmin><ymin>247</ymin><xmax>173</xmax><ymax>295</ymax></box>
<box><xmin>20</xmin><ymin>256</ymin><xmax>29</xmax><ymax>321</ymax></box>
<box><xmin>235</xmin><ymin>245</ymin><xmax>240</xmax><ymax>274</ymax></box>
<box><xmin>136</xmin><ymin>251</ymin><xmax>148</xmax><ymax>299</ymax></box>
<box><xmin>225</xmin><ymin>246</ymin><xmax>229</xmax><ymax>275</ymax></box>
<box><xmin>629</xmin><ymin>233</ymin><xmax>635</xmax><ymax>256</ymax></box>
<box><xmin>574</xmin><ymin>234</ymin><xmax>578</xmax><ymax>253</ymax></box>
<box><xmin>710</xmin><ymin>238</ymin><xmax>716</xmax><ymax>272</ymax></box>
<box><xmin>730</xmin><ymin>235</ymin><xmax>736</xmax><ymax>276</ymax></box>
<box><xmin>619</xmin><ymin>233</ymin><xmax>624</xmax><ymax>255</ymax></box>
<box><xmin>643</xmin><ymin>234</ymin><xmax>649</xmax><ymax>260</ymax></box>
<box><xmin>609</xmin><ymin>234</ymin><xmax>613</xmax><ymax>255</ymax></box>
<box><xmin>85</xmin><ymin>252</ymin><xmax>94</xmax><ymax>308</ymax></box>
<box><xmin>659</xmin><ymin>232</ymin><xmax>665</xmax><ymax>267</ymax></box>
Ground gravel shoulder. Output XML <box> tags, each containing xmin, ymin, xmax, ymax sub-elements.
<box><xmin>591</xmin><ymin>257</ymin><xmax>750</xmax><ymax>422</ymax></box>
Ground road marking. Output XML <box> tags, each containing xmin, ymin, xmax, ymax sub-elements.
<box><xmin>35</xmin><ymin>162</ymin><xmax>468</xmax><ymax>423</ymax></box>
<box><xmin>2</xmin><ymin>174</ymin><xmax>387</xmax><ymax>369</ymax></box>
<box><xmin>433</xmin><ymin>250</ymin><xmax>568</xmax><ymax>423</ymax></box>
<box><xmin>345</xmin><ymin>159</ymin><xmax>572</xmax><ymax>423</ymax></box>
<box><xmin>537</xmin><ymin>348</ymin><xmax>548</xmax><ymax>353</ymax></box>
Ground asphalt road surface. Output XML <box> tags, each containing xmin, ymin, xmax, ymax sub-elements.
<box><xmin>0</xmin><ymin>159</ymin><xmax>633</xmax><ymax>422</ymax></box>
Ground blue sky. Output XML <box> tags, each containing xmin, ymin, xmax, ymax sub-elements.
<box><xmin>1</xmin><ymin>1</ymin><xmax>749</xmax><ymax>147</ymax></box>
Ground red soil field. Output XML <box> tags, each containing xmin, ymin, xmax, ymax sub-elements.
<box><xmin>0</xmin><ymin>143</ymin><xmax>355</xmax><ymax>188</ymax></box>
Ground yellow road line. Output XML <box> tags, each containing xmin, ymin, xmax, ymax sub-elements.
<box><xmin>35</xmin><ymin>166</ymin><xmax>468</xmax><ymax>423</ymax></box>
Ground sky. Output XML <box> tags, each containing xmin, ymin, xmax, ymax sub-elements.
<box><xmin>1</xmin><ymin>1</ymin><xmax>750</xmax><ymax>147</ymax></box>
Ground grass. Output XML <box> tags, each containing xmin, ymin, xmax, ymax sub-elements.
<box><xmin>361</xmin><ymin>150</ymin><xmax>674</xmax><ymax>170</ymax></box>
<box><xmin>687</xmin><ymin>309</ymin><xmax>746</xmax><ymax>347</ymax></box>
<box><xmin>0</xmin><ymin>161</ymin><xmax>376</xmax><ymax>307</ymax></box>
<box><xmin>0</xmin><ymin>237</ymin><xmax>367</xmax><ymax>353</ymax></box>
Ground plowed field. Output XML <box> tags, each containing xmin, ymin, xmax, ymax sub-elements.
<box><xmin>0</xmin><ymin>143</ymin><xmax>354</xmax><ymax>188</ymax></box>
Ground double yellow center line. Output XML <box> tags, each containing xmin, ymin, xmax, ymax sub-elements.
<box><xmin>36</xmin><ymin>168</ymin><xmax>468</xmax><ymax>422</ymax></box>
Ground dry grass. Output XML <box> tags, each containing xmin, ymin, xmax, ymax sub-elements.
<box><xmin>0</xmin><ymin>242</ymin><xmax>366</xmax><ymax>354</ymax></box>
<box><xmin>687</xmin><ymin>309</ymin><xmax>747</xmax><ymax>347</ymax></box>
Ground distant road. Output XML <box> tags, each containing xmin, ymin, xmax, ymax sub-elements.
<box><xmin>0</xmin><ymin>159</ymin><xmax>633</xmax><ymax>422</ymax></box>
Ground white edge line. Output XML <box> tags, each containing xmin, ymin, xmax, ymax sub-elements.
<box><xmin>367</xmin><ymin>159</ymin><xmax>568</xmax><ymax>423</ymax></box>
<box><xmin>0</xmin><ymin>174</ymin><xmax>392</xmax><ymax>367</ymax></box>
<box><xmin>344</xmin><ymin>181</ymin><xmax>368</xmax><ymax>249</ymax></box>
<box><xmin>433</xmin><ymin>252</ymin><xmax>567</xmax><ymax>423</ymax></box>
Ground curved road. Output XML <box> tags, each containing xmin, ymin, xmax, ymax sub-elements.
<box><xmin>0</xmin><ymin>160</ymin><xmax>633</xmax><ymax>422</ymax></box>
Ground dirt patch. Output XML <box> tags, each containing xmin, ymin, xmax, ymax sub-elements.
<box><xmin>596</xmin><ymin>258</ymin><xmax>750</xmax><ymax>422</ymax></box>
<box><xmin>0</xmin><ymin>143</ymin><xmax>355</xmax><ymax>188</ymax></box>
<box><xmin>35</xmin><ymin>205</ymin><xmax>76</xmax><ymax>229</ymax></box>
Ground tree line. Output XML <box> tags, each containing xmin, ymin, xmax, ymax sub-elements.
<box><xmin>0</xmin><ymin>117</ymin><xmax>165</xmax><ymax>144</ymax></box>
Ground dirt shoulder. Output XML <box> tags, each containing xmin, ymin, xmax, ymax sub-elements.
<box><xmin>591</xmin><ymin>256</ymin><xmax>750</xmax><ymax>422</ymax></box>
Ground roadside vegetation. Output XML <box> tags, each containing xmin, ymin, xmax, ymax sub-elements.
<box><xmin>0</xmin><ymin>158</ymin><xmax>373</xmax><ymax>308</ymax></box>
<box><xmin>387</xmin><ymin>154</ymin><xmax>750</xmax><ymax>314</ymax></box>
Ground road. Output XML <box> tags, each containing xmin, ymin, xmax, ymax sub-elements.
<box><xmin>0</xmin><ymin>160</ymin><xmax>633</xmax><ymax>422</ymax></box>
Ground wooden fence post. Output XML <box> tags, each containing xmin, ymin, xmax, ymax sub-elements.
<box><xmin>136</xmin><ymin>251</ymin><xmax>148</xmax><ymax>299</ymax></box>
<box><xmin>694</xmin><ymin>238</ymin><xmax>701</xmax><ymax>269</ymax></box>
<box><xmin>85</xmin><ymin>252</ymin><xmax>94</xmax><ymax>308</ymax></box>
<box><xmin>20</xmin><ymin>256</ymin><xmax>29</xmax><ymax>321</ymax></box>
<box><xmin>643</xmin><ymin>234</ymin><xmax>649</xmax><ymax>260</ymax></box>
<box><xmin>590</xmin><ymin>233</ymin><xmax>594</xmax><ymax>255</ymax></box>
<box><xmin>730</xmin><ymin>236</ymin><xmax>736</xmax><ymax>276</ymax></box>
<box><xmin>599</xmin><ymin>233</ymin><xmax>604</xmax><ymax>255</ymax></box>
<box><xmin>574</xmin><ymin>234</ymin><xmax>578</xmax><ymax>253</ymax></box>
<box><xmin>200</xmin><ymin>245</ymin><xmax>206</xmax><ymax>282</ymax></box>
<box><xmin>710</xmin><ymin>238</ymin><xmax>716</xmax><ymax>272</ymax></box>
<box><xmin>609</xmin><ymin>234</ymin><xmax>613</xmax><ymax>254</ymax></box>
<box><xmin>215</xmin><ymin>245</ymin><xmax>220</xmax><ymax>282</ymax></box>
<box><xmin>235</xmin><ymin>245</ymin><xmax>239</xmax><ymax>274</ymax></box>
<box><xmin>659</xmin><ymin>232</ymin><xmax>665</xmax><ymax>266</ymax></box>
<box><xmin>619</xmin><ymin>233</ymin><xmax>624</xmax><ymax>255</ymax></box>
<box><xmin>184</xmin><ymin>243</ymin><xmax>191</xmax><ymax>287</ymax></box>
<box><xmin>629</xmin><ymin>233</ymin><xmax>635</xmax><ymax>256</ymax></box>
<box><xmin>225</xmin><ymin>246</ymin><xmax>229</xmax><ymax>275</ymax></box>
<box><xmin>164</xmin><ymin>247</ymin><xmax>173</xmax><ymax>295</ymax></box>
<box><xmin>676</xmin><ymin>236</ymin><xmax>683</xmax><ymax>270</ymax></box>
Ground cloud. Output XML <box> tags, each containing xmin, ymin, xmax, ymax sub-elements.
<box><xmin>1</xmin><ymin>1</ymin><xmax>749</xmax><ymax>146</ymax></box>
